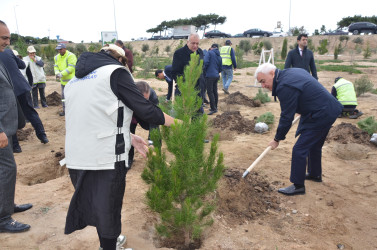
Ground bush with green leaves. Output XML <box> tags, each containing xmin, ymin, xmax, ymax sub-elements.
<box><xmin>334</xmin><ymin>44</ymin><xmax>339</xmax><ymax>60</ymax></box>
<box><xmin>256</xmin><ymin>112</ymin><xmax>274</xmax><ymax>125</ymax></box>
<box><xmin>281</xmin><ymin>38</ymin><xmax>288</xmax><ymax>60</ymax></box>
<box><xmin>253</xmin><ymin>88</ymin><xmax>271</xmax><ymax>103</ymax></box>
<box><xmin>40</xmin><ymin>44</ymin><xmax>57</xmax><ymax>60</ymax></box>
<box><xmin>238</xmin><ymin>40</ymin><xmax>252</xmax><ymax>55</ymax></box>
<box><xmin>88</xmin><ymin>43</ymin><xmax>102</xmax><ymax>52</ymax></box>
<box><xmin>307</xmin><ymin>39</ymin><xmax>315</xmax><ymax>52</ymax></box>
<box><xmin>354</xmin><ymin>75</ymin><xmax>374</xmax><ymax>96</ymax></box>
<box><xmin>234</xmin><ymin>46</ymin><xmax>244</xmax><ymax>68</ymax></box>
<box><xmin>142</xmin><ymin>53</ymin><xmax>224</xmax><ymax>248</ymax></box>
<box><xmin>352</xmin><ymin>37</ymin><xmax>363</xmax><ymax>45</ymax></box>
<box><xmin>142</xmin><ymin>44</ymin><xmax>150</xmax><ymax>53</ymax></box>
<box><xmin>339</xmin><ymin>35</ymin><xmax>349</xmax><ymax>43</ymax></box>
<box><xmin>357</xmin><ymin>116</ymin><xmax>377</xmax><ymax>135</ymax></box>
<box><xmin>75</xmin><ymin>43</ymin><xmax>87</xmax><ymax>57</ymax></box>
<box><xmin>165</xmin><ymin>45</ymin><xmax>171</xmax><ymax>53</ymax></box>
<box><xmin>317</xmin><ymin>39</ymin><xmax>328</xmax><ymax>55</ymax></box>
<box><xmin>263</xmin><ymin>40</ymin><xmax>272</xmax><ymax>50</ymax></box>
<box><xmin>363</xmin><ymin>42</ymin><xmax>371</xmax><ymax>59</ymax></box>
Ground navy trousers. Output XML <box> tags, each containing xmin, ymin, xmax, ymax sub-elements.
<box><xmin>12</xmin><ymin>92</ymin><xmax>47</xmax><ymax>148</ymax></box>
<box><xmin>290</xmin><ymin>125</ymin><xmax>332</xmax><ymax>185</ymax></box>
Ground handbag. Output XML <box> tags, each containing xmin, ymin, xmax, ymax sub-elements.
<box><xmin>16</xmin><ymin>98</ymin><xmax>26</xmax><ymax>129</ymax></box>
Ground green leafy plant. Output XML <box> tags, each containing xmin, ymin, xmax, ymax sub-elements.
<box><xmin>142</xmin><ymin>53</ymin><xmax>224</xmax><ymax>248</ymax></box>
<box><xmin>352</xmin><ymin>37</ymin><xmax>363</xmax><ymax>45</ymax></box>
<box><xmin>363</xmin><ymin>42</ymin><xmax>372</xmax><ymax>59</ymax></box>
<box><xmin>239</xmin><ymin>40</ymin><xmax>252</xmax><ymax>54</ymax></box>
<box><xmin>256</xmin><ymin>112</ymin><xmax>274</xmax><ymax>125</ymax></box>
<box><xmin>357</xmin><ymin>116</ymin><xmax>377</xmax><ymax>135</ymax></box>
<box><xmin>165</xmin><ymin>45</ymin><xmax>171</xmax><ymax>53</ymax></box>
<box><xmin>263</xmin><ymin>40</ymin><xmax>272</xmax><ymax>50</ymax></box>
<box><xmin>317</xmin><ymin>39</ymin><xmax>328</xmax><ymax>55</ymax></box>
<box><xmin>354</xmin><ymin>75</ymin><xmax>373</xmax><ymax>96</ymax></box>
<box><xmin>281</xmin><ymin>38</ymin><xmax>288</xmax><ymax>60</ymax></box>
<box><xmin>253</xmin><ymin>88</ymin><xmax>271</xmax><ymax>103</ymax></box>
<box><xmin>142</xmin><ymin>44</ymin><xmax>150</xmax><ymax>53</ymax></box>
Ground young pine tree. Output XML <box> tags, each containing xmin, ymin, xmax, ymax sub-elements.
<box><xmin>142</xmin><ymin>53</ymin><xmax>225</xmax><ymax>247</ymax></box>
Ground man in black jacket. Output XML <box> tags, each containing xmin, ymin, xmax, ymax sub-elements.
<box><xmin>171</xmin><ymin>33</ymin><xmax>205</xmax><ymax>101</ymax></box>
<box><xmin>284</xmin><ymin>34</ymin><xmax>318</xmax><ymax>80</ymax></box>
<box><xmin>155</xmin><ymin>65</ymin><xmax>173</xmax><ymax>101</ymax></box>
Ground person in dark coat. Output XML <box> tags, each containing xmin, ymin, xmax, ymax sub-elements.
<box><xmin>203</xmin><ymin>44</ymin><xmax>222</xmax><ymax>115</ymax></box>
<box><xmin>171</xmin><ymin>33</ymin><xmax>205</xmax><ymax>105</ymax></box>
<box><xmin>115</xmin><ymin>40</ymin><xmax>134</xmax><ymax>73</ymax></box>
<box><xmin>284</xmin><ymin>34</ymin><xmax>318</xmax><ymax>80</ymax></box>
<box><xmin>155</xmin><ymin>65</ymin><xmax>173</xmax><ymax>101</ymax></box>
<box><xmin>0</xmin><ymin>48</ymin><xmax>49</xmax><ymax>153</ymax></box>
<box><xmin>0</xmin><ymin>20</ymin><xmax>31</xmax><ymax>234</ymax></box>
<box><xmin>255</xmin><ymin>63</ymin><xmax>342</xmax><ymax>196</ymax></box>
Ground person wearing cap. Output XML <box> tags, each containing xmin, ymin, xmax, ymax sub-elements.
<box><xmin>204</xmin><ymin>44</ymin><xmax>222</xmax><ymax>115</ymax></box>
<box><xmin>155</xmin><ymin>65</ymin><xmax>173</xmax><ymax>101</ymax></box>
<box><xmin>114</xmin><ymin>40</ymin><xmax>134</xmax><ymax>73</ymax></box>
<box><xmin>63</xmin><ymin>44</ymin><xmax>178</xmax><ymax>250</ymax></box>
<box><xmin>284</xmin><ymin>34</ymin><xmax>318</xmax><ymax>80</ymax></box>
<box><xmin>23</xmin><ymin>46</ymin><xmax>47</xmax><ymax>108</ymax></box>
<box><xmin>255</xmin><ymin>63</ymin><xmax>342</xmax><ymax>196</ymax></box>
<box><xmin>0</xmin><ymin>48</ymin><xmax>49</xmax><ymax>153</ymax></box>
<box><xmin>331</xmin><ymin>77</ymin><xmax>363</xmax><ymax>119</ymax></box>
<box><xmin>54</xmin><ymin>43</ymin><xmax>77</xmax><ymax>116</ymax></box>
<box><xmin>220</xmin><ymin>40</ymin><xmax>237</xmax><ymax>94</ymax></box>
<box><xmin>0</xmin><ymin>20</ymin><xmax>32</xmax><ymax>234</ymax></box>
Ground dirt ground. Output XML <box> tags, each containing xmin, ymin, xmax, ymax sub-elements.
<box><xmin>1</xmin><ymin>40</ymin><xmax>377</xmax><ymax>250</ymax></box>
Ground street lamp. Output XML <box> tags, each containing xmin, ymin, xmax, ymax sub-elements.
<box><xmin>14</xmin><ymin>5</ymin><xmax>20</xmax><ymax>35</ymax></box>
<box><xmin>288</xmin><ymin>0</ymin><xmax>291</xmax><ymax>35</ymax></box>
<box><xmin>113</xmin><ymin>0</ymin><xmax>117</xmax><ymax>33</ymax></box>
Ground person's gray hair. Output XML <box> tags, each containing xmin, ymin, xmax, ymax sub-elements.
<box><xmin>188</xmin><ymin>33</ymin><xmax>199</xmax><ymax>42</ymax></box>
<box><xmin>135</xmin><ymin>81</ymin><xmax>151</xmax><ymax>95</ymax></box>
<box><xmin>255</xmin><ymin>63</ymin><xmax>277</xmax><ymax>79</ymax></box>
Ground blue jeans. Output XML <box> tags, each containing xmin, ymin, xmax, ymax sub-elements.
<box><xmin>221</xmin><ymin>68</ymin><xmax>233</xmax><ymax>90</ymax></box>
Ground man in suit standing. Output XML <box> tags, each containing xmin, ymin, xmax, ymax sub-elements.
<box><xmin>0</xmin><ymin>20</ymin><xmax>31</xmax><ymax>233</ymax></box>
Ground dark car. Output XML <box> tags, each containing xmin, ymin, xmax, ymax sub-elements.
<box><xmin>148</xmin><ymin>36</ymin><xmax>162</xmax><ymax>40</ymax></box>
<box><xmin>243</xmin><ymin>28</ymin><xmax>273</xmax><ymax>37</ymax></box>
<box><xmin>232</xmin><ymin>33</ymin><xmax>245</xmax><ymax>38</ymax></box>
<box><xmin>324</xmin><ymin>29</ymin><xmax>349</xmax><ymax>35</ymax></box>
<box><xmin>204</xmin><ymin>30</ymin><xmax>231</xmax><ymax>38</ymax></box>
<box><xmin>348</xmin><ymin>22</ymin><xmax>377</xmax><ymax>35</ymax></box>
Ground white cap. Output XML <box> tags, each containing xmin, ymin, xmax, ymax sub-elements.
<box><xmin>101</xmin><ymin>44</ymin><xmax>125</xmax><ymax>57</ymax></box>
<box><xmin>12</xmin><ymin>50</ymin><xmax>19</xmax><ymax>56</ymax></box>
<box><xmin>27</xmin><ymin>46</ymin><xmax>36</xmax><ymax>53</ymax></box>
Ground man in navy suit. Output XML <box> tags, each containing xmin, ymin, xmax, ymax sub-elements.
<box><xmin>155</xmin><ymin>65</ymin><xmax>173</xmax><ymax>101</ymax></box>
<box><xmin>0</xmin><ymin>20</ymin><xmax>31</xmax><ymax>233</ymax></box>
<box><xmin>255</xmin><ymin>63</ymin><xmax>342</xmax><ymax>196</ymax></box>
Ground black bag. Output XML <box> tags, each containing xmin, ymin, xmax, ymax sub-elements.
<box><xmin>16</xmin><ymin>98</ymin><xmax>26</xmax><ymax>129</ymax></box>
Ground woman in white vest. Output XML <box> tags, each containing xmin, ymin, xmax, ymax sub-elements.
<box><xmin>63</xmin><ymin>44</ymin><xmax>177</xmax><ymax>250</ymax></box>
<box><xmin>22</xmin><ymin>46</ymin><xmax>47</xmax><ymax>108</ymax></box>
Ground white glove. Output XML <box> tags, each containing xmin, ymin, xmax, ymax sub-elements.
<box><xmin>56</xmin><ymin>73</ymin><xmax>63</xmax><ymax>78</ymax></box>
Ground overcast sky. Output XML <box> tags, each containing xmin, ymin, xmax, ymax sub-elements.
<box><xmin>1</xmin><ymin>0</ymin><xmax>375</xmax><ymax>43</ymax></box>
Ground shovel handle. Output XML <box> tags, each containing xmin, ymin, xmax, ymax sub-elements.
<box><xmin>242</xmin><ymin>146</ymin><xmax>271</xmax><ymax>178</ymax></box>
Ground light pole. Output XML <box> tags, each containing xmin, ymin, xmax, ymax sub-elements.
<box><xmin>288</xmin><ymin>0</ymin><xmax>291</xmax><ymax>35</ymax></box>
<box><xmin>113</xmin><ymin>0</ymin><xmax>117</xmax><ymax>33</ymax></box>
<box><xmin>14</xmin><ymin>5</ymin><xmax>20</xmax><ymax>35</ymax></box>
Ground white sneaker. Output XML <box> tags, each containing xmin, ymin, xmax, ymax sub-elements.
<box><xmin>116</xmin><ymin>235</ymin><xmax>126</xmax><ymax>249</ymax></box>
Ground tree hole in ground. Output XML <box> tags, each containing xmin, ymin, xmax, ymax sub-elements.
<box><xmin>18</xmin><ymin>150</ymin><xmax>68</xmax><ymax>185</ymax></box>
<box><xmin>216</xmin><ymin>169</ymin><xmax>281</xmax><ymax>225</ymax></box>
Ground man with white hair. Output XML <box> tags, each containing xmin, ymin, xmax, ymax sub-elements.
<box><xmin>255</xmin><ymin>63</ymin><xmax>342</xmax><ymax>196</ymax></box>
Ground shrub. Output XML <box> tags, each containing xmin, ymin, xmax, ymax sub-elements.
<box><xmin>352</xmin><ymin>37</ymin><xmax>363</xmax><ymax>44</ymax></box>
<box><xmin>43</xmin><ymin>59</ymin><xmax>55</xmax><ymax>76</ymax></box>
<box><xmin>339</xmin><ymin>36</ymin><xmax>349</xmax><ymax>43</ymax></box>
<box><xmin>125</xmin><ymin>43</ymin><xmax>133</xmax><ymax>52</ymax></box>
<box><xmin>239</xmin><ymin>40</ymin><xmax>252</xmax><ymax>55</ymax></box>
<box><xmin>40</xmin><ymin>44</ymin><xmax>56</xmax><ymax>59</ymax></box>
<box><xmin>165</xmin><ymin>45</ymin><xmax>171</xmax><ymax>53</ymax></box>
<box><xmin>256</xmin><ymin>112</ymin><xmax>274</xmax><ymax>125</ymax></box>
<box><xmin>354</xmin><ymin>75</ymin><xmax>373</xmax><ymax>96</ymax></box>
<box><xmin>307</xmin><ymin>39</ymin><xmax>315</xmax><ymax>52</ymax></box>
<box><xmin>75</xmin><ymin>43</ymin><xmax>87</xmax><ymax>57</ymax></box>
<box><xmin>317</xmin><ymin>39</ymin><xmax>328</xmax><ymax>55</ymax></box>
<box><xmin>88</xmin><ymin>43</ymin><xmax>102</xmax><ymax>52</ymax></box>
<box><xmin>234</xmin><ymin>46</ymin><xmax>244</xmax><ymax>68</ymax></box>
<box><xmin>363</xmin><ymin>42</ymin><xmax>372</xmax><ymax>59</ymax></box>
<box><xmin>142</xmin><ymin>53</ymin><xmax>224</xmax><ymax>248</ymax></box>
<box><xmin>142</xmin><ymin>44</ymin><xmax>149</xmax><ymax>53</ymax></box>
<box><xmin>175</xmin><ymin>40</ymin><xmax>184</xmax><ymax>51</ymax></box>
<box><xmin>357</xmin><ymin>116</ymin><xmax>377</xmax><ymax>135</ymax></box>
<box><xmin>263</xmin><ymin>40</ymin><xmax>272</xmax><ymax>50</ymax></box>
<box><xmin>334</xmin><ymin>44</ymin><xmax>339</xmax><ymax>60</ymax></box>
<box><xmin>281</xmin><ymin>38</ymin><xmax>288</xmax><ymax>60</ymax></box>
<box><xmin>253</xmin><ymin>88</ymin><xmax>271</xmax><ymax>103</ymax></box>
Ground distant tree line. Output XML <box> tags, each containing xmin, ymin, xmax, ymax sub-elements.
<box><xmin>337</xmin><ymin>15</ymin><xmax>377</xmax><ymax>28</ymax></box>
<box><xmin>146</xmin><ymin>13</ymin><xmax>226</xmax><ymax>36</ymax></box>
<box><xmin>10</xmin><ymin>33</ymin><xmax>57</xmax><ymax>45</ymax></box>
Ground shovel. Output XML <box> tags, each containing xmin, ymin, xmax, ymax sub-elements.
<box><xmin>242</xmin><ymin>115</ymin><xmax>301</xmax><ymax>178</ymax></box>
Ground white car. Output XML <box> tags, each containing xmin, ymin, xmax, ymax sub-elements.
<box><xmin>271</xmin><ymin>31</ymin><xmax>288</xmax><ymax>37</ymax></box>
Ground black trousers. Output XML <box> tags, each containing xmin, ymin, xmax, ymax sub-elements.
<box><xmin>12</xmin><ymin>92</ymin><xmax>47</xmax><ymax>148</ymax></box>
<box><xmin>205</xmin><ymin>77</ymin><xmax>219</xmax><ymax>111</ymax></box>
<box><xmin>32</xmin><ymin>87</ymin><xmax>47</xmax><ymax>107</ymax></box>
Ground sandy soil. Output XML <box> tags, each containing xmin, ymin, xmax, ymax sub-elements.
<box><xmin>1</xmin><ymin>39</ymin><xmax>377</xmax><ymax>250</ymax></box>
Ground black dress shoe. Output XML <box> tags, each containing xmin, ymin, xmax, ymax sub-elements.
<box><xmin>39</xmin><ymin>136</ymin><xmax>49</xmax><ymax>144</ymax></box>
<box><xmin>208</xmin><ymin>110</ymin><xmax>218</xmax><ymax>115</ymax></box>
<box><xmin>278</xmin><ymin>184</ymin><xmax>305</xmax><ymax>196</ymax></box>
<box><xmin>13</xmin><ymin>146</ymin><xmax>22</xmax><ymax>153</ymax></box>
<box><xmin>0</xmin><ymin>219</ymin><xmax>30</xmax><ymax>233</ymax></box>
<box><xmin>59</xmin><ymin>111</ymin><xmax>65</xmax><ymax>116</ymax></box>
<box><xmin>305</xmin><ymin>173</ymin><xmax>322</xmax><ymax>182</ymax></box>
<box><xmin>14</xmin><ymin>203</ymin><xmax>33</xmax><ymax>213</ymax></box>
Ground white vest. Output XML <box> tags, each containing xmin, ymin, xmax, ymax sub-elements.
<box><xmin>63</xmin><ymin>65</ymin><xmax>133</xmax><ymax>170</ymax></box>
<box><xmin>22</xmin><ymin>56</ymin><xmax>46</xmax><ymax>83</ymax></box>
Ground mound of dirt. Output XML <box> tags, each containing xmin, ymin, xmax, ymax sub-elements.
<box><xmin>222</xmin><ymin>91</ymin><xmax>261</xmax><ymax>107</ymax></box>
<box><xmin>16</xmin><ymin>127</ymin><xmax>33</xmax><ymax>141</ymax></box>
<box><xmin>211</xmin><ymin>111</ymin><xmax>255</xmax><ymax>134</ymax></box>
<box><xmin>217</xmin><ymin>169</ymin><xmax>280</xmax><ymax>224</ymax></box>
<box><xmin>46</xmin><ymin>91</ymin><xmax>62</xmax><ymax>106</ymax></box>
<box><xmin>326</xmin><ymin>122</ymin><xmax>371</xmax><ymax>145</ymax></box>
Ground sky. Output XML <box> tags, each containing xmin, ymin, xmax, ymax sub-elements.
<box><xmin>1</xmin><ymin>0</ymin><xmax>376</xmax><ymax>43</ymax></box>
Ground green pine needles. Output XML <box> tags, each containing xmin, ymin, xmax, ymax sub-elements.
<box><xmin>141</xmin><ymin>53</ymin><xmax>225</xmax><ymax>247</ymax></box>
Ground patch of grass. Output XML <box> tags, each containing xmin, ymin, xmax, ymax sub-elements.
<box><xmin>234</xmin><ymin>73</ymin><xmax>241</xmax><ymax>76</ymax></box>
<box><xmin>40</xmin><ymin>207</ymin><xmax>51</xmax><ymax>214</ymax></box>
<box><xmin>317</xmin><ymin>65</ymin><xmax>363</xmax><ymax>74</ymax></box>
<box><xmin>316</xmin><ymin>60</ymin><xmax>344</xmax><ymax>64</ymax></box>
<box><xmin>240</xmin><ymin>61</ymin><xmax>259</xmax><ymax>68</ymax></box>
<box><xmin>246</xmin><ymin>72</ymin><xmax>253</xmax><ymax>76</ymax></box>
<box><xmin>357</xmin><ymin>116</ymin><xmax>377</xmax><ymax>135</ymax></box>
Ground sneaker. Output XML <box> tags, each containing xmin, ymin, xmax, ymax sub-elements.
<box><xmin>349</xmin><ymin>111</ymin><xmax>363</xmax><ymax>119</ymax></box>
<box><xmin>116</xmin><ymin>235</ymin><xmax>126</xmax><ymax>249</ymax></box>
<box><xmin>13</xmin><ymin>146</ymin><xmax>22</xmax><ymax>153</ymax></box>
<box><xmin>222</xmin><ymin>88</ymin><xmax>229</xmax><ymax>94</ymax></box>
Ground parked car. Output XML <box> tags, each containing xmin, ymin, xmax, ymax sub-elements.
<box><xmin>148</xmin><ymin>36</ymin><xmax>162</xmax><ymax>40</ymax></box>
<box><xmin>243</xmin><ymin>28</ymin><xmax>273</xmax><ymax>37</ymax></box>
<box><xmin>271</xmin><ymin>31</ymin><xmax>288</xmax><ymax>37</ymax></box>
<box><xmin>232</xmin><ymin>33</ymin><xmax>245</xmax><ymax>38</ymax></box>
<box><xmin>348</xmin><ymin>22</ymin><xmax>377</xmax><ymax>35</ymax></box>
<box><xmin>324</xmin><ymin>29</ymin><xmax>349</xmax><ymax>35</ymax></box>
<box><xmin>204</xmin><ymin>30</ymin><xmax>231</xmax><ymax>38</ymax></box>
